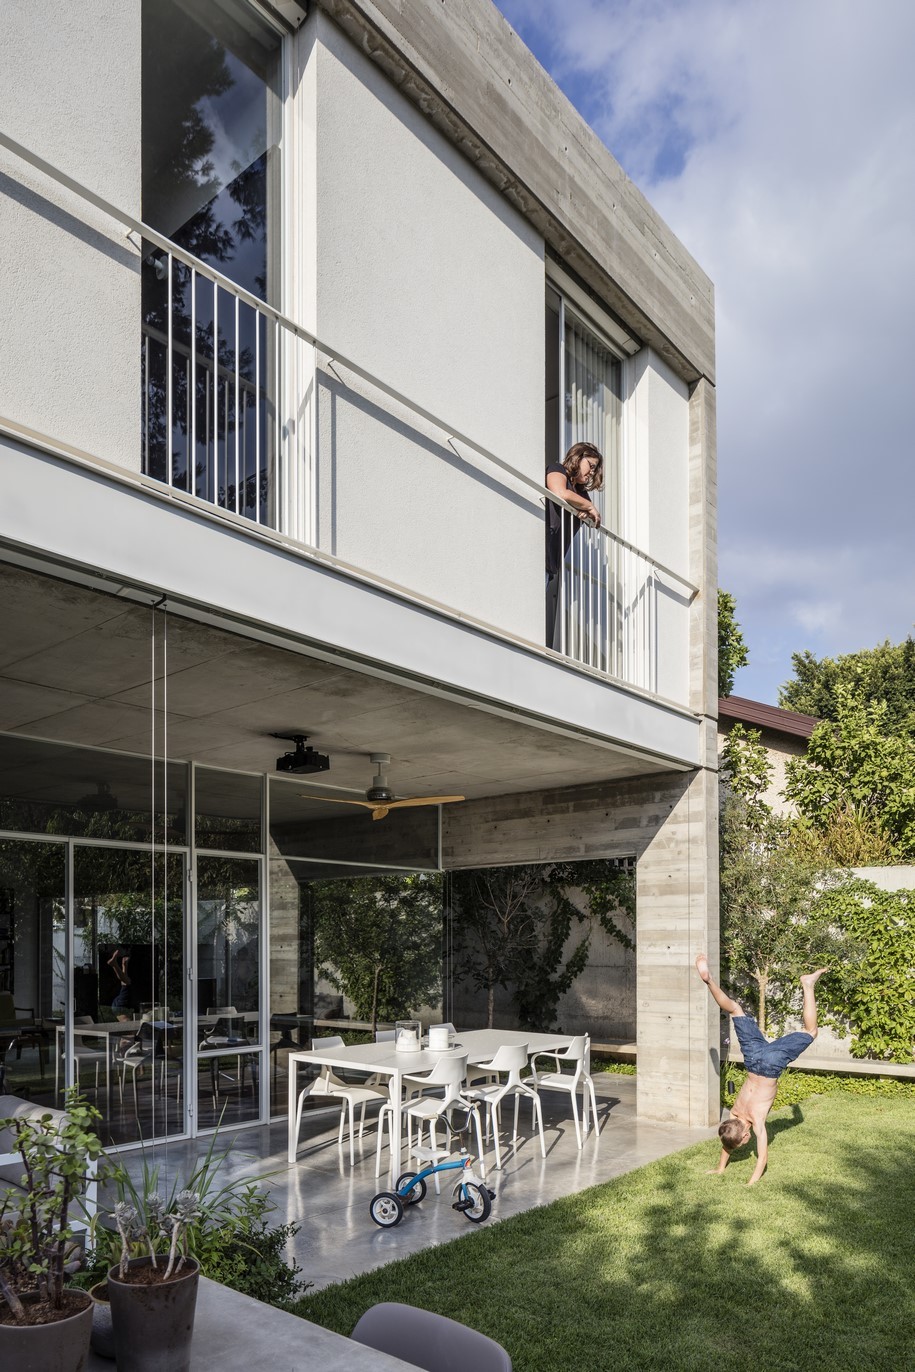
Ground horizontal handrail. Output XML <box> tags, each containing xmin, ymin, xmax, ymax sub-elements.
<box><xmin>0</xmin><ymin>130</ymin><xmax>698</xmax><ymax>599</ymax></box>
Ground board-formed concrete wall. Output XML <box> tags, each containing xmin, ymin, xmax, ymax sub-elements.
<box><xmin>0</xmin><ymin>1</ymin><xmax>141</xmax><ymax>469</ymax></box>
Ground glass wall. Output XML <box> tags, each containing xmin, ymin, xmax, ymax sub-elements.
<box><xmin>196</xmin><ymin>855</ymin><xmax>261</xmax><ymax>1129</ymax></box>
<box><xmin>0</xmin><ymin>728</ymin><xmax>447</xmax><ymax>1142</ymax></box>
<box><xmin>0</xmin><ymin>839</ymin><xmax>65</xmax><ymax>1107</ymax></box>
<box><xmin>73</xmin><ymin>848</ymin><xmax>185</xmax><ymax>1146</ymax></box>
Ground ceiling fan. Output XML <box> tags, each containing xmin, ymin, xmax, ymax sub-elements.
<box><xmin>303</xmin><ymin>754</ymin><xmax>464</xmax><ymax>822</ymax></box>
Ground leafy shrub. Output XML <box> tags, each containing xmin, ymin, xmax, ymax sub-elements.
<box><xmin>721</xmin><ymin>1061</ymin><xmax>915</xmax><ymax>1109</ymax></box>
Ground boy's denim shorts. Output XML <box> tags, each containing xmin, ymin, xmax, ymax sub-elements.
<box><xmin>733</xmin><ymin>1014</ymin><xmax>813</xmax><ymax>1079</ymax></box>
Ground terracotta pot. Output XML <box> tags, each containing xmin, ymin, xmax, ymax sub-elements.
<box><xmin>89</xmin><ymin>1280</ymin><xmax>116</xmax><ymax>1360</ymax></box>
<box><xmin>106</xmin><ymin>1256</ymin><xmax>200</xmax><ymax>1372</ymax></box>
<box><xmin>0</xmin><ymin>1288</ymin><xmax>94</xmax><ymax>1372</ymax></box>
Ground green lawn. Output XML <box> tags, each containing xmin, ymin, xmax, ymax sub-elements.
<box><xmin>292</xmin><ymin>1094</ymin><xmax>915</xmax><ymax>1371</ymax></box>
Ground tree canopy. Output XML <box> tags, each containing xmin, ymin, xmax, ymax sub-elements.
<box><xmin>778</xmin><ymin>637</ymin><xmax>915</xmax><ymax>735</ymax></box>
<box><xmin>717</xmin><ymin>589</ymin><xmax>749</xmax><ymax>698</ymax></box>
<box><xmin>784</xmin><ymin>686</ymin><xmax>915</xmax><ymax>862</ymax></box>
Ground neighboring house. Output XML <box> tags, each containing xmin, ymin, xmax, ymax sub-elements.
<box><xmin>0</xmin><ymin>0</ymin><xmax>718</xmax><ymax>1143</ymax></box>
<box><xmin>717</xmin><ymin>696</ymin><xmax>819</xmax><ymax>815</ymax></box>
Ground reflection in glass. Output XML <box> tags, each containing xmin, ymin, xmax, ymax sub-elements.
<box><xmin>73</xmin><ymin>847</ymin><xmax>185</xmax><ymax>1146</ymax></box>
<box><xmin>141</xmin><ymin>0</ymin><xmax>280</xmax><ymax>510</ymax></box>
<box><xmin>195</xmin><ymin>768</ymin><xmax>262</xmax><ymax>852</ymax></box>
<box><xmin>196</xmin><ymin>855</ymin><xmax>260</xmax><ymax>1128</ymax></box>
<box><xmin>0</xmin><ymin>735</ymin><xmax>186</xmax><ymax>846</ymax></box>
<box><xmin>0</xmin><ymin>840</ymin><xmax>64</xmax><ymax>1106</ymax></box>
<box><xmin>268</xmin><ymin>857</ymin><xmax>444</xmax><ymax>1116</ymax></box>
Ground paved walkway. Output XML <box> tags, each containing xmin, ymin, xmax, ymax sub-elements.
<box><xmin>116</xmin><ymin>1073</ymin><xmax>717</xmax><ymax>1291</ymax></box>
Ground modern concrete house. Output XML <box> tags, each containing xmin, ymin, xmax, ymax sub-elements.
<box><xmin>0</xmin><ymin>0</ymin><xmax>718</xmax><ymax>1149</ymax></box>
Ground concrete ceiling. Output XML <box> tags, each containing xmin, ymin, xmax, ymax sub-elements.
<box><xmin>0</xmin><ymin>562</ymin><xmax>673</xmax><ymax>804</ymax></box>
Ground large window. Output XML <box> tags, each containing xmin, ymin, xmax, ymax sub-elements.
<box><xmin>140</xmin><ymin>0</ymin><xmax>283</xmax><ymax>514</ymax></box>
<box><xmin>545</xmin><ymin>283</ymin><xmax>622</xmax><ymax>532</ymax></box>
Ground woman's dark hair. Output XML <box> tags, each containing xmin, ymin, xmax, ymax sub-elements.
<box><xmin>562</xmin><ymin>441</ymin><xmax>604</xmax><ymax>491</ymax></box>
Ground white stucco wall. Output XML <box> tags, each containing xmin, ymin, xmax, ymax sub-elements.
<box><xmin>626</xmin><ymin>348</ymin><xmax>691</xmax><ymax>704</ymax></box>
<box><xmin>308</xmin><ymin>13</ymin><xmax>545</xmax><ymax>641</ymax></box>
<box><xmin>0</xmin><ymin>1</ymin><xmax>141</xmax><ymax>470</ymax></box>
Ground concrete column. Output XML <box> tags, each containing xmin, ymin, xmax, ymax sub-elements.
<box><xmin>635</xmin><ymin>762</ymin><xmax>719</xmax><ymax>1126</ymax></box>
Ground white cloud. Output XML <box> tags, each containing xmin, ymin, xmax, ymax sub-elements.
<box><xmin>498</xmin><ymin>0</ymin><xmax>915</xmax><ymax>701</ymax></box>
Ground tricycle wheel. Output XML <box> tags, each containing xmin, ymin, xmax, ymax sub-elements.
<box><xmin>396</xmin><ymin>1171</ymin><xmax>427</xmax><ymax>1204</ymax></box>
<box><xmin>462</xmin><ymin>1182</ymin><xmax>492</xmax><ymax>1223</ymax></box>
<box><xmin>369</xmin><ymin>1191</ymin><xmax>404</xmax><ymax>1227</ymax></box>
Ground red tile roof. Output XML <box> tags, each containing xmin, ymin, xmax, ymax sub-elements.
<box><xmin>717</xmin><ymin>695</ymin><xmax>819</xmax><ymax>739</ymax></box>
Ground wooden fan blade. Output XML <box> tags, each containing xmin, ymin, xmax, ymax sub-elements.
<box><xmin>385</xmin><ymin>796</ymin><xmax>466</xmax><ymax>809</ymax></box>
<box><xmin>300</xmin><ymin>796</ymin><xmax>377</xmax><ymax>810</ymax></box>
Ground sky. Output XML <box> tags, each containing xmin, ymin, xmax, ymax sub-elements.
<box><xmin>495</xmin><ymin>0</ymin><xmax>915</xmax><ymax>705</ymax></box>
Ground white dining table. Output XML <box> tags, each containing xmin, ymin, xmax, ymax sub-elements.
<box><xmin>287</xmin><ymin>1027</ymin><xmax>580</xmax><ymax>1179</ymax></box>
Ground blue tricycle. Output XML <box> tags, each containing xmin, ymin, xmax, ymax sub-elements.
<box><xmin>370</xmin><ymin>1130</ymin><xmax>495</xmax><ymax>1229</ymax></box>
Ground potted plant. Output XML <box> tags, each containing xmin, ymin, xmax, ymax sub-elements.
<box><xmin>105</xmin><ymin>1190</ymin><xmax>202</xmax><ymax>1372</ymax></box>
<box><xmin>0</xmin><ymin>1095</ymin><xmax>108</xmax><ymax>1372</ymax></box>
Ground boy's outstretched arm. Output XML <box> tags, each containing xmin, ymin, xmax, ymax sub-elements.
<box><xmin>747</xmin><ymin>1123</ymin><xmax>768</xmax><ymax>1186</ymax></box>
<box><xmin>706</xmin><ymin>1148</ymin><xmax>730</xmax><ymax>1175</ymax></box>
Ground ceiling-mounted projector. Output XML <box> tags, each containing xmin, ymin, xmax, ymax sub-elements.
<box><xmin>272</xmin><ymin>733</ymin><xmax>330</xmax><ymax>776</ymax></box>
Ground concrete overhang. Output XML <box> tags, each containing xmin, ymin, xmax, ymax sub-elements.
<box><xmin>315</xmin><ymin>0</ymin><xmax>715</xmax><ymax>385</ymax></box>
<box><xmin>0</xmin><ymin>433</ymin><xmax>701</xmax><ymax>790</ymax></box>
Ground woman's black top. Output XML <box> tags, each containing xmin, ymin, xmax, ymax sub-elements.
<box><xmin>545</xmin><ymin>462</ymin><xmax>592</xmax><ymax>575</ymax></box>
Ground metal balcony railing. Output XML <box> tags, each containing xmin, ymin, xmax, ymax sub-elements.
<box><xmin>0</xmin><ymin>131</ymin><xmax>698</xmax><ymax>700</ymax></box>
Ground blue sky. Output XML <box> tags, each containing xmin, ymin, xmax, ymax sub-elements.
<box><xmin>495</xmin><ymin>0</ymin><xmax>915</xmax><ymax>704</ymax></box>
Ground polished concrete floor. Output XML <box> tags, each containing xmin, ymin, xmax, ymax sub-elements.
<box><xmin>113</xmin><ymin>1074</ymin><xmax>717</xmax><ymax>1292</ymax></box>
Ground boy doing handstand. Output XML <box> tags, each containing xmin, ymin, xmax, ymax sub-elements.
<box><xmin>695</xmin><ymin>954</ymin><xmax>826</xmax><ymax>1185</ymax></box>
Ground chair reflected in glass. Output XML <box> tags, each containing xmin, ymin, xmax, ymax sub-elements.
<box><xmin>200</xmin><ymin>1005</ymin><xmax>258</xmax><ymax>1106</ymax></box>
<box><xmin>0</xmin><ymin>991</ymin><xmax>47</xmax><ymax>1090</ymax></box>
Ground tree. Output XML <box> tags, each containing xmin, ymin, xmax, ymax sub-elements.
<box><xmin>719</xmin><ymin>726</ymin><xmax>847</xmax><ymax>1032</ymax></box>
<box><xmin>717</xmin><ymin>590</ymin><xmax>749</xmax><ymax>698</ymax></box>
<box><xmin>813</xmin><ymin>879</ymin><xmax>915</xmax><ymax>1062</ymax></box>
<box><xmin>784</xmin><ymin>686</ymin><xmax>915</xmax><ymax>861</ymax></box>
<box><xmin>778</xmin><ymin>638</ymin><xmax>915</xmax><ymax>735</ymax></box>
<box><xmin>450</xmin><ymin>861</ymin><xmax>634</xmax><ymax>1031</ymax></box>
<box><xmin>310</xmin><ymin>874</ymin><xmax>443</xmax><ymax>1033</ymax></box>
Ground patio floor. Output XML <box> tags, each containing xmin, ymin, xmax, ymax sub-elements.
<box><xmin>112</xmin><ymin>1073</ymin><xmax>718</xmax><ymax>1292</ymax></box>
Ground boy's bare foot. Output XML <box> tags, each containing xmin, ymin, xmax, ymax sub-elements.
<box><xmin>695</xmin><ymin>953</ymin><xmax>711</xmax><ymax>982</ymax></box>
<box><xmin>800</xmin><ymin>968</ymin><xmax>828</xmax><ymax>988</ymax></box>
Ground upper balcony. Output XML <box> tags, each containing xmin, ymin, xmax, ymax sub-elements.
<box><xmin>0</xmin><ymin>101</ymin><xmax>700</xmax><ymax>742</ymax></box>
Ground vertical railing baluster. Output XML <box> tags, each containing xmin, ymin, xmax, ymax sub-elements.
<box><xmin>190</xmin><ymin>267</ymin><xmax>196</xmax><ymax>497</ymax></box>
<box><xmin>166</xmin><ymin>253</ymin><xmax>173</xmax><ymax>488</ymax></box>
<box><xmin>255</xmin><ymin>308</ymin><xmax>261</xmax><ymax>524</ymax></box>
<box><xmin>213</xmin><ymin>284</ymin><xmax>219</xmax><ymax>507</ymax></box>
<box><xmin>143</xmin><ymin>332</ymin><xmax>149</xmax><ymax>474</ymax></box>
<box><xmin>275</xmin><ymin>319</ymin><xmax>282</xmax><ymax>535</ymax></box>
<box><xmin>234</xmin><ymin>294</ymin><xmax>240</xmax><ymax>514</ymax></box>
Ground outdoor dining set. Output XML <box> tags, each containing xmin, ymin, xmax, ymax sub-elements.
<box><xmin>287</xmin><ymin>1025</ymin><xmax>600</xmax><ymax>1181</ymax></box>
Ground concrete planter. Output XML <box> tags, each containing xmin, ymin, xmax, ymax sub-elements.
<box><xmin>0</xmin><ymin>1289</ymin><xmax>94</xmax><ymax>1372</ymax></box>
<box><xmin>106</xmin><ymin>1256</ymin><xmax>200</xmax><ymax>1372</ymax></box>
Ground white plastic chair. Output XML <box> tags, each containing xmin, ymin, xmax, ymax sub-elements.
<box><xmin>462</xmin><ymin>1042</ymin><xmax>545</xmax><ymax>1169</ymax></box>
<box><xmin>373</xmin><ymin>1053</ymin><xmax>485</xmax><ymax>1182</ymax></box>
<box><xmin>54</xmin><ymin>1016</ymin><xmax>106</xmax><ymax>1098</ymax></box>
<box><xmin>293</xmin><ymin>1036</ymin><xmax>387</xmax><ymax>1167</ymax></box>
<box><xmin>529</xmin><ymin>1034</ymin><xmax>598</xmax><ymax>1148</ymax></box>
<box><xmin>399</xmin><ymin>1053</ymin><xmax>487</xmax><ymax>1182</ymax></box>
